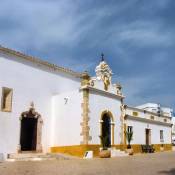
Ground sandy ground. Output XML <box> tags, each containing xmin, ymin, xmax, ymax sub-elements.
<box><xmin>0</xmin><ymin>151</ymin><xmax>175</xmax><ymax>175</ymax></box>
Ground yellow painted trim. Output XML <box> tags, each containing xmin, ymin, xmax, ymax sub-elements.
<box><xmin>80</xmin><ymin>72</ymin><xmax>91</xmax><ymax>144</ymax></box>
<box><xmin>51</xmin><ymin>145</ymin><xmax>100</xmax><ymax>157</ymax></box>
<box><xmin>124</xmin><ymin>123</ymin><xmax>127</xmax><ymax>147</ymax></box>
<box><xmin>51</xmin><ymin>144</ymin><xmax>172</xmax><ymax>157</ymax></box>
<box><xmin>111</xmin><ymin>124</ymin><xmax>114</xmax><ymax>146</ymax></box>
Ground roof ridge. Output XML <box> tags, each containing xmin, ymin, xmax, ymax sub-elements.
<box><xmin>0</xmin><ymin>45</ymin><xmax>82</xmax><ymax>78</ymax></box>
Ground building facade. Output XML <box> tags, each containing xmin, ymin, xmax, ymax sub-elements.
<box><xmin>0</xmin><ymin>46</ymin><xmax>173</xmax><ymax>158</ymax></box>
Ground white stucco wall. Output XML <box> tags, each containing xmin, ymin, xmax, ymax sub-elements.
<box><xmin>126</xmin><ymin>119</ymin><xmax>172</xmax><ymax>145</ymax></box>
<box><xmin>0</xmin><ymin>53</ymin><xmax>81</xmax><ymax>156</ymax></box>
<box><xmin>51</xmin><ymin>90</ymin><xmax>82</xmax><ymax>146</ymax></box>
<box><xmin>172</xmin><ymin>117</ymin><xmax>175</xmax><ymax>142</ymax></box>
<box><xmin>88</xmin><ymin>90</ymin><xmax>122</xmax><ymax>145</ymax></box>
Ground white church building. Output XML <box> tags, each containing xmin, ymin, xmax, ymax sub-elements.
<box><xmin>0</xmin><ymin>45</ymin><xmax>173</xmax><ymax>158</ymax></box>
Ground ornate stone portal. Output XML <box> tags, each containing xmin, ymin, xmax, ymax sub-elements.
<box><xmin>18</xmin><ymin>102</ymin><xmax>43</xmax><ymax>152</ymax></box>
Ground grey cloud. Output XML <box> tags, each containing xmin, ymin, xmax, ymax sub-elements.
<box><xmin>0</xmin><ymin>0</ymin><xmax>175</xmax><ymax>109</ymax></box>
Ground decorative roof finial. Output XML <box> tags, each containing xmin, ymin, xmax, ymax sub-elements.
<box><xmin>101</xmin><ymin>53</ymin><xmax>104</xmax><ymax>62</ymax></box>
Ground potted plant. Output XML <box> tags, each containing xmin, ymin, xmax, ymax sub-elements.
<box><xmin>160</xmin><ymin>144</ymin><xmax>164</xmax><ymax>151</ymax></box>
<box><xmin>99</xmin><ymin>135</ymin><xmax>111</xmax><ymax>158</ymax></box>
<box><xmin>125</xmin><ymin>130</ymin><xmax>134</xmax><ymax>155</ymax></box>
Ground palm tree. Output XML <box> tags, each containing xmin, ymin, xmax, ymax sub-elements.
<box><xmin>125</xmin><ymin>130</ymin><xmax>133</xmax><ymax>149</ymax></box>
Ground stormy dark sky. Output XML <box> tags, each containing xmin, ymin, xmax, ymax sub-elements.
<box><xmin>0</xmin><ymin>0</ymin><xmax>175</xmax><ymax>109</ymax></box>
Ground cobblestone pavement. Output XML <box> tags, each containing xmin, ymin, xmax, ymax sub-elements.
<box><xmin>0</xmin><ymin>151</ymin><xmax>175</xmax><ymax>175</ymax></box>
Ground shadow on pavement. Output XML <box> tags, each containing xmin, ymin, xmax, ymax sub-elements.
<box><xmin>159</xmin><ymin>168</ymin><xmax>175</xmax><ymax>175</ymax></box>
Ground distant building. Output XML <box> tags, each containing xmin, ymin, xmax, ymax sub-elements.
<box><xmin>0</xmin><ymin>45</ymin><xmax>173</xmax><ymax>159</ymax></box>
<box><xmin>136</xmin><ymin>103</ymin><xmax>173</xmax><ymax>117</ymax></box>
<box><xmin>171</xmin><ymin>117</ymin><xmax>175</xmax><ymax>145</ymax></box>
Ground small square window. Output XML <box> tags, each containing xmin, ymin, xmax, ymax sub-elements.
<box><xmin>150</xmin><ymin>115</ymin><xmax>154</xmax><ymax>120</ymax></box>
<box><xmin>133</xmin><ymin>111</ymin><xmax>138</xmax><ymax>116</ymax></box>
<box><xmin>127</xmin><ymin>126</ymin><xmax>133</xmax><ymax>133</ymax></box>
<box><xmin>1</xmin><ymin>87</ymin><xmax>13</xmax><ymax>112</ymax></box>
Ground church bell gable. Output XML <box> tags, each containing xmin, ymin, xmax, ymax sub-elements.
<box><xmin>95</xmin><ymin>54</ymin><xmax>113</xmax><ymax>91</ymax></box>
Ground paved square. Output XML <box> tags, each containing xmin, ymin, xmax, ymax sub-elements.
<box><xmin>0</xmin><ymin>152</ymin><xmax>175</xmax><ymax>175</ymax></box>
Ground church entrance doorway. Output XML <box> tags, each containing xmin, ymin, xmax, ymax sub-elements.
<box><xmin>20</xmin><ymin>117</ymin><xmax>38</xmax><ymax>151</ymax></box>
<box><xmin>19</xmin><ymin>103</ymin><xmax>43</xmax><ymax>153</ymax></box>
<box><xmin>101</xmin><ymin>113</ymin><xmax>111</xmax><ymax>147</ymax></box>
<box><xmin>145</xmin><ymin>129</ymin><xmax>151</xmax><ymax>145</ymax></box>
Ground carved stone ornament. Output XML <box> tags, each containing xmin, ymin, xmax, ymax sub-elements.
<box><xmin>120</xmin><ymin>104</ymin><xmax>126</xmax><ymax>118</ymax></box>
<box><xmin>95</xmin><ymin>59</ymin><xmax>112</xmax><ymax>91</ymax></box>
<box><xmin>116</xmin><ymin>83</ymin><xmax>122</xmax><ymax>95</ymax></box>
<box><xmin>102</xmin><ymin>74</ymin><xmax>110</xmax><ymax>91</ymax></box>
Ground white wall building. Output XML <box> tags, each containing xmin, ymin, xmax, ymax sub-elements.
<box><xmin>0</xmin><ymin>46</ymin><xmax>173</xmax><ymax>158</ymax></box>
<box><xmin>171</xmin><ymin>117</ymin><xmax>175</xmax><ymax>144</ymax></box>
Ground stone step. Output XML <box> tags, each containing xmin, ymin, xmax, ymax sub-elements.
<box><xmin>7</xmin><ymin>153</ymin><xmax>78</xmax><ymax>162</ymax></box>
<box><xmin>8</xmin><ymin>153</ymin><xmax>45</xmax><ymax>159</ymax></box>
<box><xmin>111</xmin><ymin>149</ymin><xmax>128</xmax><ymax>157</ymax></box>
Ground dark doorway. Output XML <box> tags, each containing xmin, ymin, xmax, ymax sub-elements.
<box><xmin>20</xmin><ymin>117</ymin><xmax>38</xmax><ymax>151</ymax></box>
<box><xmin>145</xmin><ymin>129</ymin><xmax>151</xmax><ymax>145</ymax></box>
<box><xmin>102</xmin><ymin>114</ymin><xmax>111</xmax><ymax>147</ymax></box>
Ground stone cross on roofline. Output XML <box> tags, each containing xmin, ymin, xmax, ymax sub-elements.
<box><xmin>101</xmin><ymin>53</ymin><xmax>105</xmax><ymax>62</ymax></box>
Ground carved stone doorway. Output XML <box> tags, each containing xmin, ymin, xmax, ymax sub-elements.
<box><xmin>19</xmin><ymin>103</ymin><xmax>43</xmax><ymax>152</ymax></box>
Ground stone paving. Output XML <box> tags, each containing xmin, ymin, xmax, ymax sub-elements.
<box><xmin>0</xmin><ymin>151</ymin><xmax>175</xmax><ymax>175</ymax></box>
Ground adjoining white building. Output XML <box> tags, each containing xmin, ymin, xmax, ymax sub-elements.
<box><xmin>125</xmin><ymin>103</ymin><xmax>173</xmax><ymax>152</ymax></box>
<box><xmin>171</xmin><ymin>117</ymin><xmax>175</xmax><ymax>145</ymax></box>
<box><xmin>0</xmin><ymin>46</ymin><xmax>173</xmax><ymax>158</ymax></box>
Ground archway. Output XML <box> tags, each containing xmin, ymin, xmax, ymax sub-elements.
<box><xmin>100</xmin><ymin>111</ymin><xmax>115</xmax><ymax>147</ymax></box>
<box><xmin>19</xmin><ymin>103</ymin><xmax>43</xmax><ymax>152</ymax></box>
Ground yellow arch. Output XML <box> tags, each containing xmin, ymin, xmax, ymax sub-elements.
<box><xmin>100</xmin><ymin>110</ymin><xmax>114</xmax><ymax>122</ymax></box>
<box><xmin>100</xmin><ymin>110</ymin><xmax>115</xmax><ymax>146</ymax></box>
